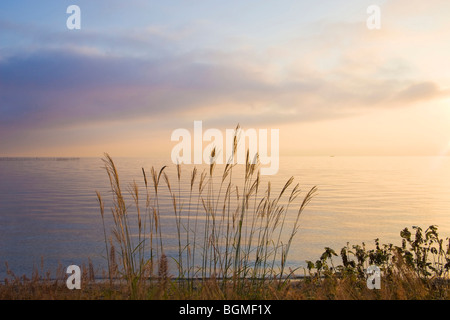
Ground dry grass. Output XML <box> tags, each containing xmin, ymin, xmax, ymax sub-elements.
<box><xmin>92</xmin><ymin>125</ymin><xmax>318</xmax><ymax>300</ymax></box>
<box><xmin>2</xmin><ymin>230</ymin><xmax>449</xmax><ymax>299</ymax></box>
<box><xmin>1</xmin><ymin>263</ymin><xmax>449</xmax><ymax>300</ymax></box>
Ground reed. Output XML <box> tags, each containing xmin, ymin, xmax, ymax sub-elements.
<box><xmin>95</xmin><ymin>139</ymin><xmax>317</xmax><ymax>298</ymax></box>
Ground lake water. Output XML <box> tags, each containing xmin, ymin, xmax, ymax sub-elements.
<box><xmin>1</xmin><ymin>156</ymin><xmax>450</xmax><ymax>279</ymax></box>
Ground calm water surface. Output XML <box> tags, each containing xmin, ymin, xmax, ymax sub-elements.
<box><xmin>1</xmin><ymin>156</ymin><xmax>449</xmax><ymax>279</ymax></box>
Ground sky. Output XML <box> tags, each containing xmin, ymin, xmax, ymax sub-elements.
<box><xmin>1</xmin><ymin>0</ymin><xmax>450</xmax><ymax>157</ymax></box>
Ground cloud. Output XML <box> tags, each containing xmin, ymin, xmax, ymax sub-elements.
<box><xmin>2</xmin><ymin>1</ymin><xmax>450</xmax><ymax>156</ymax></box>
<box><xmin>392</xmin><ymin>82</ymin><xmax>444</xmax><ymax>103</ymax></box>
<box><xmin>1</xmin><ymin>45</ymin><xmax>447</xmax><ymax>134</ymax></box>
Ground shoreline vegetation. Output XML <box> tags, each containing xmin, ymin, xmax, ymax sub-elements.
<box><xmin>1</xmin><ymin>150</ymin><xmax>449</xmax><ymax>300</ymax></box>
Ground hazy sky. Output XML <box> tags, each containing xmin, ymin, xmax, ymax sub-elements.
<box><xmin>1</xmin><ymin>0</ymin><xmax>450</xmax><ymax>157</ymax></box>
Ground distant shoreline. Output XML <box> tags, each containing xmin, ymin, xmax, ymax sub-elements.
<box><xmin>0</xmin><ymin>157</ymin><xmax>80</xmax><ymax>161</ymax></box>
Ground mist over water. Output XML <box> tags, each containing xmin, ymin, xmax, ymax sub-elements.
<box><xmin>1</xmin><ymin>156</ymin><xmax>449</xmax><ymax>279</ymax></box>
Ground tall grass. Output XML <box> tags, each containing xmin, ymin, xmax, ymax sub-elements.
<box><xmin>2</xmin><ymin>225</ymin><xmax>449</xmax><ymax>300</ymax></box>
<box><xmin>96</xmin><ymin>142</ymin><xmax>317</xmax><ymax>298</ymax></box>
